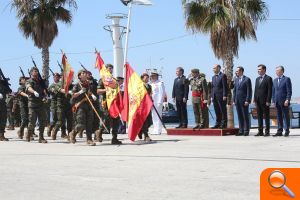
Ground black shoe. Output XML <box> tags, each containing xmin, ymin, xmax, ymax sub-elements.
<box><xmin>175</xmin><ymin>125</ymin><xmax>182</xmax><ymax>129</ymax></box>
<box><xmin>111</xmin><ymin>138</ymin><xmax>122</xmax><ymax>145</ymax></box>
<box><xmin>284</xmin><ymin>131</ymin><xmax>290</xmax><ymax>137</ymax></box>
<box><xmin>192</xmin><ymin>125</ymin><xmax>200</xmax><ymax>130</ymax></box>
<box><xmin>255</xmin><ymin>133</ymin><xmax>263</xmax><ymax>136</ymax></box>
<box><xmin>244</xmin><ymin>132</ymin><xmax>249</xmax><ymax>136</ymax></box>
<box><xmin>198</xmin><ymin>125</ymin><xmax>205</xmax><ymax>129</ymax></box>
<box><xmin>236</xmin><ymin>132</ymin><xmax>244</xmax><ymax>136</ymax></box>
<box><xmin>273</xmin><ymin>132</ymin><xmax>283</xmax><ymax>137</ymax></box>
<box><xmin>264</xmin><ymin>133</ymin><xmax>270</xmax><ymax>137</ymax></box>
<box><xmin>138</xmin><ymin>132</ymin><xmax>143</xmax><ymax>140</ymax></box>
<box><xmin>211</xmin><ymin>125</ymin><xmax>220</xmax><ymax>129</ymax></box>
<box><xmin>181</xmin><ymin>125</ymin><xmax>187</xmax><ymax>128</ymax></box>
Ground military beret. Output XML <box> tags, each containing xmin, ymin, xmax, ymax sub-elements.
<box><xmin>30</xmin><ymin>67</ymin><xmax>39</xmax><ymax>73</ymax></box>
<box><xmin>191</xmin><ymin>68</ymin><xmax>199</xmax><ymax>73</ymax></box>
<box><xmin>77</xmin><ymin>69</ymin><xmax>86</xmax><ymax>77</ymax></box>
<box><xmin>116</xmin><ymin>76</ymin><xmax>124</xmax><ymax>81</ymax></box>
<box><xmin>54</xmin><ymin>72</ymin><xmax>61</xmax><ymax>77</ymax></box>
<box><xmin>105</xmin><ymin>64</ymin><xmax>114</xmax><ymax>69</ymax></box>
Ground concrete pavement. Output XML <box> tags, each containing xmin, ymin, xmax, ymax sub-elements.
<box><xmin>0</xmin><ymin>128</ymin><xmax>300</xmax><ymax>200</ymax></box>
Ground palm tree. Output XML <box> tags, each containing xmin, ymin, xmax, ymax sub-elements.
<box><xmin>11</xmin><ymin>0</ymin><xmax>77</xmax><ymax>79</ymax></box>
<box><xmin>182</xmin><ymin>0</ymin><xmax>268</xmax><ymax>127</ymax></box>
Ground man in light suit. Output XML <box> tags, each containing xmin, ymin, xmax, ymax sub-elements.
<box><xmin>172</xmin><ymin>67</ymin><xmax>189</xmax><ymax>128</ymax></box>
<box><xmin>233</xmin><ymin>67</ymin><xmax>252</xmax><ymax>136</ymax></box>
<box><xmin>254</xmin><ymin>64</ymin><xmax>273</xmax><ymax>136</ymax></box>
<box><xmin>211</xmin><ymin>64</ymin><xmax>228</xmax><ymax>129</ymax></box>
<box><xmin>272</xmin><ymin>66</ymin><xmax>292</xmax><ymax>137</ymax></box>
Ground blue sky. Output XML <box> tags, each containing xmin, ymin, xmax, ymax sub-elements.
<box><xmin>0</xmin><ymin>0</ymin><xmax>299</xmax><ymax>99</ymax></box>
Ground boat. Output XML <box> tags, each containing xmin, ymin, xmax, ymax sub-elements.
<box><xmin>162</xmin><ymin>102</ymin><xmax>179</xmax><ymax>123</ymax></box>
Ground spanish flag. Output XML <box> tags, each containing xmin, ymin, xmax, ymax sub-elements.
<box><xmin>95</xmin><ymin>52</ymin><xmax>123</xmax><ymax>118</ymax></box>
<box><xmin>122</xmin><ymin>63</ymin><xmax>153</xmax><ymax>141</ymax></box>
<box><xmin>61</xmin><ymin>53</ymin><xmax>74</xmax><ymax>95</ymax></box>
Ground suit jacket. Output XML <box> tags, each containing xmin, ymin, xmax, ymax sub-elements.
<box><xmin>172</xmin><ymin>75</ymin><xmax>189</xmax><ymax>101</ymax></box>
<box><xmin>233</xmin><ymin>76</ymin><xmax>252</xmax><ymax>104</ymax></box>
<box><xmin>212</xmin><ymin>72</ymin><xmax>228</xmax><ymax>100</ymax></box>
<box><xmin>272</xmin><ymin>75</ymin><xmax>292</xmax><ymax>104</ymax></box>
<box><xmin>254</xmin><ymin>74</ymin><xmax>273</xmax><ymax>103</ymax></box>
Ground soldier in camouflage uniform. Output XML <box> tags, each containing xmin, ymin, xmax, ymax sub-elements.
<box><xmin>188</xmin><ymin>69</ymin><xmax>208</xmax><ymax>129</ymax></box>
<box><xmin>96</xmin><ymin>64</ymin><xmax>122</xmax><ymax>145</ymax></box>
<box><xmin>25</xmin><ymin>67</ymin><xmax>48</xmax><ymax>143</ymax></box>
<box><xmin>0</xmin><ymin>79</ymin><xmax>10</xmax><ymax>141</ymax></box>
<box><xmin>87</xmin><ymin>71</ymin><xmax>100</xmax><ymax>139</ymax></box>
<box><xmin>6</xmin><ymin>92</ymin><xmax>15</xmax><ymax>130</ymax></box>
<box><xmin>13</xmin><ymin>97</ymin><xmax>21</xmax><ymax>127</ymax></box>
<box><xmin>51</xmin><ymin>73</ymin><xmax>72</xmax><ymax>140</ymax></box>
<box><xmin>17</xmin><ymin>77</ymin><xmax>29</xmax><ymax>139</ymax></box>
<box><xmin>69</xmin><ymin>70</ymin><xmax>96</xmax><ymax>146</ymax></box>
<box><xmin>138</xmin><ymin>73</ymin><xmax>152</xmax><ymax>142</ymax></box>
<box><xmin>47</xmin><ymin>74</ymin><xmax>60</xmax><ymax>137</ymax></box>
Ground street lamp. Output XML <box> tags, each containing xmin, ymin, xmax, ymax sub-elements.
<box><xmin>120</xmin><ymin>0</ymin><xmax>153</xmax><ymax>66</ymax></box>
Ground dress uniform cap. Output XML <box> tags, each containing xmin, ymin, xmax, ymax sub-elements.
<box><xmin>191</xmin><ymin>68</ymin><xmax>199</xmax><ymax>73</ymax></box>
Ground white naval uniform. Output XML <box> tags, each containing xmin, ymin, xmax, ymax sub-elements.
<box><xmin>150</xmin><ymin>79</ymin><xmax>166</xmax><ymax>135</ymax></box>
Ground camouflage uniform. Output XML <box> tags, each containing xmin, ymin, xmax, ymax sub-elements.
<box><xmin>138</xmin><ymin>82</ymin><xmax>153</xmax><ymax>140</ymax></box>
<box><xmin>0</xmin><ymin>81</ymin><xmax>9</xmax><ymax>141</ymax></box>
<box><xmin>48</xmin><ymin>82</ymin><xmax>59</xmax><ymax>136</ymax></box>
<box><xmin>52</xmin><ymin>81</ymin><xmax>72</xmax><ymax>139</ymax></box>
<box><xmin>70</xmin><ymin>79</ymin><xmax>95</xmax><ymax>145</ymax></box>
<box><xmin>13</xmin><ymin>98</ymin><xmax>21</xmax><ymax>127</ymax></box>
<box><xmin>6</xmin><ymin>94</ymin><xmax>15</xmax><ymax>130</ymax></box>
<box><xmin>17</xmin><ymin>83</ymin><xmax>29</xmax><ymax>139</ymax></box>
<box><xmin>189</xmin><ymin>69</ymin><xmax>208</xmax><ymax>129</ymax></box>
<box><xmin>26</xmin><ymin>77</ymin><xmax>47</xmax><ymax>143</ymax></box>
<box><xmin>97</xmin><ymin>78</ymin><xmax>121</xmax><ymax>144</ymax></box>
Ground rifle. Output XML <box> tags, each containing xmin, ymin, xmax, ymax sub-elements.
<box><xmin>30</xmin><ymin>57</ymin><xmax>48</xmax><ymax>93</ymax></box>
<box><xmin>49</xmin><ymin>68</ymin><xmax>55</xmax><ymax>77</ymax></box>
<box><xmin>19</xmin><ymin>66</ymin><xmax>25</xmax><ymax>77</ymax></box>
<box><xmin>27</xmin><ymin>69</ymin><xmax>31</xmax><ymax>76</ymax></box>
<box><xmin>79</xmin><ymin>62</ymin><xmax>88</xmax><ymax>71</ymax></box>
<box><xmin>0</xmin><ymin>68</ymin><xmax>12</xmax><ymax>93</ymax></box>
<box><xmin>57</xmin><ymin>60</ymin><xmax>63</xmax><ymax>72</ymax></box>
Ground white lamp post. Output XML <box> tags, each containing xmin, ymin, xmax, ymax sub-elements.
<box><xmin>121</xmin><ymin>0</ymin><xmax>153</xmax><ymax>66</ymax></box>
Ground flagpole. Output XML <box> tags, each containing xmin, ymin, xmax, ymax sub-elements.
<box><xmin>123</xmin><ymin>2</ymin><xmax>132</xmax><ymax>66</ymax></box>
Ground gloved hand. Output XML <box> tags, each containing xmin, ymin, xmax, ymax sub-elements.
<box><xmin>91</xmin><ymin>94</ymin><xmax>97</xmax><ymax>101</ymax></box>
<box><xmin>33</xmin><ymin>91</ymin><xmax>39</xmax><ymax>97</ymax></box>
<box><xmin>68</xmin><ymin>90</ymin><xmax>73</xmax><ymax>95</ymax></box>
<box><xmin>0</xmin><ymin>93</ymin><xmax>3</xmax><ymax>99</ymax></box>
<box><xmin>79</xmin><ymin>88</ymin><xmax>86</xmax><ymax>94</ymax></box>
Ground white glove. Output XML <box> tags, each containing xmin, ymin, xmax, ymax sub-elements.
<box><xmin>0</xmin><ymin>93</ymin><xmax>3</xmax><ymax>99</ymax></box>
<box><xmin>68</xmin><ymin>90</ymin><xmax>73</xmax><ymax>95</ymax></box>
<box><xmin>33</xmin><ymin>91</ymin><xmax>39</xmax><ymax>97</ymax></box>
<box><xmin>91</xmin><ymin>94</ymin><xmax>97</xmax><ymax>101</ymax></box>
<box><xmin>79</xmin><ymin>88</ymin><xmax>86</xmax><ymax>95</ymax></box>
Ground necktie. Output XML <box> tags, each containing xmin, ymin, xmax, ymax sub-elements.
<box><xmin>239</xmin><ymin>78</ymin><xmax>242</xmax><ymax>85</ymax></box>
<box><xmin>278</xmin><ymin>77</ymin><xmax>281</xmax><ymax>85</ymax></box>
<box><xmin>259</xmin><ymin>76</ymin><xmax>263</xmax><ymax>84</ymax></box>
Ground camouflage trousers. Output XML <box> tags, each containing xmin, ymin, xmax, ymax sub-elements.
<box><xmin>20</xmin><ymin>104</ymin><xmax>29</xmax><ymax>131</ymax></box>
<box><xmin>75</xmin><ymin>103</ymin><xmax>94</xmax><ymax>140</ymax></box>
<box><xmin>7</xmin><ymin>108</ymin><xmax>14</xmax><ymax>127</ymax></box>
<box><xmin>28</xmin><ymin>106</ymin><xmax>47</xmax><ymax>137</ymax></box>
<box><xmin>53</xmin><ymin>106</ymin><xmax>73</xmax><ymax>134</ymax></box>
<box><xmin>0</xmin><ymin>103</ymin><xmax>7</xmax><ymax>133</ymax></box>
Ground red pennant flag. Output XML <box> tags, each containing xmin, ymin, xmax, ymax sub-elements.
<box><xmin>61</xmin><ymin>53</ymin><xmax>74</xmax><ymax>94</ymax></box>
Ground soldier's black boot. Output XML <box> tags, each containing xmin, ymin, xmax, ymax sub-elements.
<box><xmin>17</xmin><ymin>127</ymin><xmax>24</xmax><ymax>139</ymax></box>
<box><xmin>47</xmin><ymin>125</ymin><xmax>53</xmax><ymax>137</ymax></box>
<box><xmin>61</xmin><ymin>129</ymin><xmax>68</xmax><ymax>139</ymax></box>
<box><xmin>25</xmin><ymin>130</ymin><xmax>32</xmax><ymax>142</ymax></box>
<box><xmin>0</xmin><ymin>132</ymin><xmax>9</xmax><ymax>141</ymax></box>
<box><xmin>38</xmin><ymin>132</ymin><xmax>47</xmax><ymax>143</ymax></box>
<box><xmin>69</xmin><ymin>130</ymin><xmax>77</xmax><ymax>144</ymax></box>
<box><xmin>111</xmin><ymin>134</ymin><xmax>122</xmax><ymax>145</ymax></box>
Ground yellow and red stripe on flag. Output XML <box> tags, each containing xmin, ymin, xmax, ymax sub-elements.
<box><xmin>95</xmin><ymin>52</ymin><xmax>123</xmax><ymax>118</ymax></box>
<box><xmin>122</xmin><ymin>63</ymin><xmax>153</xmax><ymax>141</ymax></box>
<box><xmin>61</xmin><ymin>53</ymin><xmax>74</xmax><ymax>95</ymax></box>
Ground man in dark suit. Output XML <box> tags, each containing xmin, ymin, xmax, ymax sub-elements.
<box><xmin>254</xmin><ymin>64</ymin><xmax>273</xmax><ymax>136</ymax></box>
<box><xmin>233</xmin><ymin>66</ymin><xmax>252</xmax><ymax>136</ymax></box>
<box><xmin>272</xmin><ymin>66</ymin><xmax>292</xmax><ymax>137</ymax></box>
<box><xmin>172</xmin><ymin>67</ymin><xmax>189</xmax><ymax>128</ymax></box>
<box><xmin>211</xmin><ymin>64</ymin><xmax>228</xmax><ymax>129</ymax></box>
